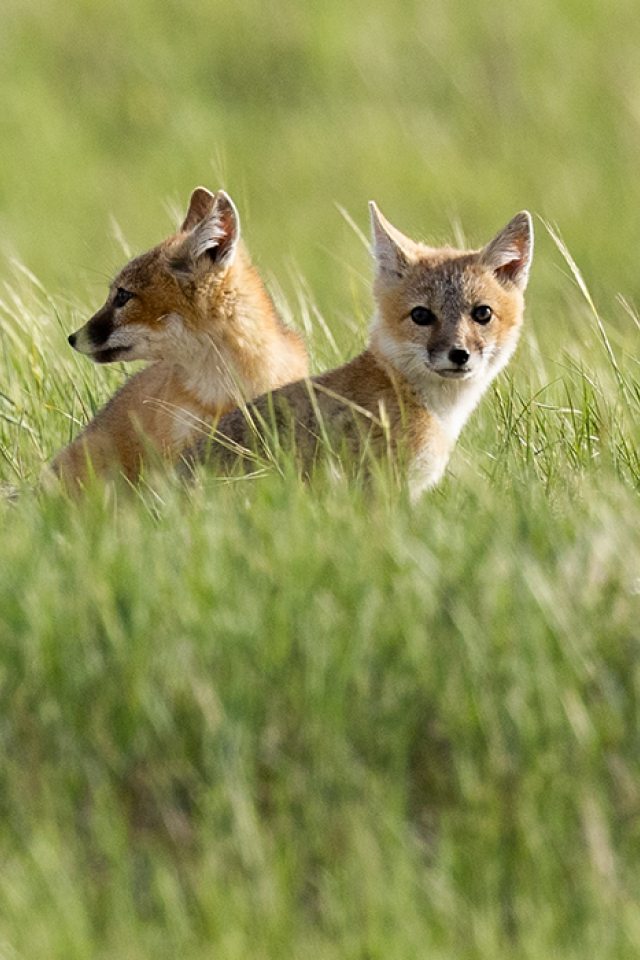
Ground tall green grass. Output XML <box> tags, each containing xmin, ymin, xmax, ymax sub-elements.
<box><xmin>1</xmin><ymin>0</ymin><xmax>640</xmax><ymax>956</ymax></box>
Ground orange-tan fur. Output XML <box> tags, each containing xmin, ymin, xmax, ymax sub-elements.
<box><xmin>51</xmin><ymin>187</ymin><xmax>308</xmax><ymax>491</ymax></box>
<box><xmin>185</xmin><ymin>204</ymin><xmax>533</xmax><ymax>498</ymax></box>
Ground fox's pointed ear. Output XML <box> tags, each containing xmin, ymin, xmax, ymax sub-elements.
<box><xmin>480</xmin><ymin>211</ymin><xmax>533</xmax><ymax>291</ymax></box>
<box><xmin>192</xmin><ymin>190</ymin><xmax>240</xmax><ymax>266</ymax></box>
<box><xmin>180</xmin><ymin>186</ymin><xmax>216</xmax><ymax>232</ymax></box>
<box><xmin>369</xmin><ymin>202</ymin><xmax>415</xmax><ymax>283</ymax></box>
<box><xmin>170</xmin><ymin>190</ymin><xmax>240</xmax><ymax>279</ymax></box>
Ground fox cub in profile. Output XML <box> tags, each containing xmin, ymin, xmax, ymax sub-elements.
<box><xmin>185</xmin><ymin>204</ymin><xmax>533</xmax><ymax>497</ymax></box>
<box><xmin>51</xmin><ymin>187</ymin><xmax>308</xmax><ymax>490</ymax></box>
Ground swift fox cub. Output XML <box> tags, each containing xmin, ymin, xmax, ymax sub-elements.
<box><xmin>185</xmin><ymin>204</ymin><xmax>533</xmax><ymax>496</ymax></box>
<box><xmin>51</xmin><ymin>187</ymin><xmax>308</xmax><ymax>489</ymax></box>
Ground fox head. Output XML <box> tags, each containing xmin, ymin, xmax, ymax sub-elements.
<box><xmin>369</xmin><ymin>204</ymin><xmax>533</xmax><ymax>390</ymax></box>
<box><xmin>68</xmin><ymin>187</ymin><xmax>242</xmax><ymax>364</ymax></box>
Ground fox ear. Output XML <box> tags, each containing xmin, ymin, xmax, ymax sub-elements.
<box><xmin>170</xmin><ymin>190</ymin><xmax>240</xmax><ymax>279</ymax></box>
<box><xmin>480</xmin><ymin>211</ymin><xmax>533</xmax><ymax>291</ymax></box>
<box><xmin>180</xmin><ymin>186</ymin><xmax>216</xmax><ymax>232</ymax></box>
<box><xmin>369</xmin><ymin>202</ymin><xmax>415</xmax><ymax>284</ymax></box>
<box><xmin>192</xmin><ymin>190</ymin><xmax>240</xmax><ymax>266</ymax></box>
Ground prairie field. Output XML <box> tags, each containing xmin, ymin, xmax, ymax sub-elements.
<box><xmin>2</xmin><ymin>0</ymin><xmax>640</xmax><ymax>957</ymax></box>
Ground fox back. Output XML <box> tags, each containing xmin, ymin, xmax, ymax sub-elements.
<box><xmin>52</xmin><ymin>187</ymin><xmax>308</xmax><ymax>490</ymax></box>
<box><xmin>185</xmin><ymin>205</ymin><xmax>533</xmax><ymax>497</ymax></box>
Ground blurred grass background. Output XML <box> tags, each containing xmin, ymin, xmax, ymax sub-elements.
<box><xmin>2</xmin><ymin>0</ymin><xmax>640</xmax><ymax>957</ymax></box>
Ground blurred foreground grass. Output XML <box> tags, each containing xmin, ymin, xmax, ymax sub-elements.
<box><xmin>2</xmin><ymin>0</ymin><xmax>640</xmax><ymax>956</ymax></box>
<box><xmin>2</xmin><ymin>407</ymin><xmax>640</xmax><ymax>958</ymax></box>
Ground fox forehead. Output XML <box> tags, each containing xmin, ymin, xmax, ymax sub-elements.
<box><xmin>395</xmin><ymin>252</ymin><xmax>517</xmax><ymax>315</ymax></box>
<box><xmin>111</xmin><ymin>244</ymin><xmax>171</xmax><ymax>292</ymax></box>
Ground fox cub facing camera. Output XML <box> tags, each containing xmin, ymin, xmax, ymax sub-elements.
<box><xmin>51</xmin><ymin>187</ymin><xmax>308</xmax><ymax>491</ymax></box>
<box><xmin>185</xmin><ymin>204</ymin><xmax>533</xmax><ymax>497</ymax></box>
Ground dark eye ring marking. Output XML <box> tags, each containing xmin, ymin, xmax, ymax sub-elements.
<box><xmin>113</xmin><ymin>287</ymin><xmax>134</xmax><ymax>309</ymax></box>
<box><xmin>410</xmin><ymin>306</ymin><xmax>437</xmax><ymax>326</ymax></box>
<box><xmin>472</xmin><ymin>304</ymin><xmax>493</xmax><ymax>324</ymax></box>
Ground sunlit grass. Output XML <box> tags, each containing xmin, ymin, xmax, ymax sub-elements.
<box><xmin>2</xmin><ymin>0</ymin><xmax>640</xmax><ymax>955</ymax></box>
<box><xmin>0</xmin><ymin>222</ymin><xmax>639</xmax><ymax>957</ymax></box>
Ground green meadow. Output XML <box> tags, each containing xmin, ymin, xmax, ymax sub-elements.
<box><xmin>2</xmin><ymin>0</ymin><xmax>640</xmax><ymax>956</ymax></box>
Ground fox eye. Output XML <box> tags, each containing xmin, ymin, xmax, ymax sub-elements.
<box><xmin>472</xmin><ymin>304</ymin><xmax>492</xmax><ymax>324</ymax></box>
<box><xmin>411</xmin><ymin>306</ymin><xmax>437</xmax><ymax>326</ymax></box>
<box><xmin>113</xmin><ymin>287</ymin><xmax>133</xmax><ymax>309</ymax></box>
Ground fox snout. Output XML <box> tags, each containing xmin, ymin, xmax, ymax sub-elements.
<box><xmin>68</xmin><ymin>308</ymin><xmax>133</xmax><ymax>364</ymax></box>
<box><xmin>428</xmin><ymin>342</ymin><xmax>479</xmax><ymax>379</ymax></box>
<box><xmin>67</xmin><ymin>322</ymin><xmax>96</xmax><ymax>356</ymax></box>
<box><xmin>448</xmin><ymin>347</ymin><xmax>470</xmax><ymax>367</ymax></box>
<box><xmin>67</xmin><ymin>316</ymin><xmax>111</xmax><ymax>357</ymax></box>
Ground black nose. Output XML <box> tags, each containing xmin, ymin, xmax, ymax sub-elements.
<box><xmin>448</xmin><ymin>348</ymin><xmax>470</xmax><ymax>366</ymax></box>
<box><xmin>68</xmin><ymin>333</ymin><xmax>77</xmax><ymax>348</ymax></box>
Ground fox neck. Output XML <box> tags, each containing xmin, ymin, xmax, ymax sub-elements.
<box><xmin>175</xmin><ymin>244</ymin><xmax>291</xmax><ymax>412</ymax></box>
